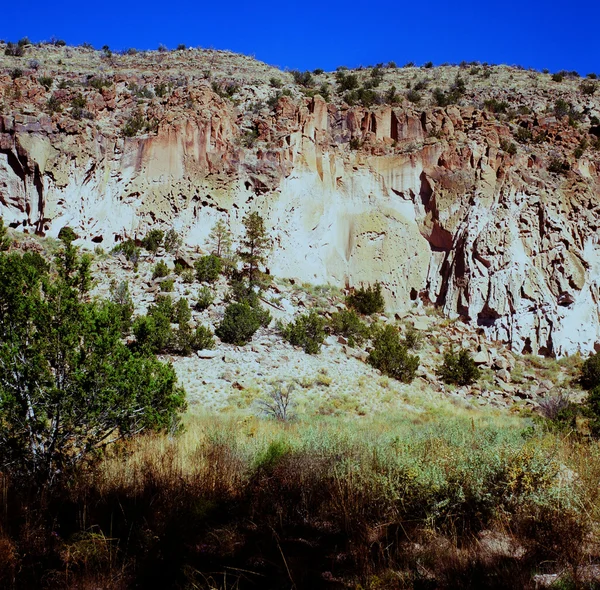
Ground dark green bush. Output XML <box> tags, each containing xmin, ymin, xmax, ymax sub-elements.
<box><xmin>152</xmin><ymin>260</ymin><xmax>169</xmax><ymax>279</ymax></box>
<box><xmin>515</xmin><ymin>126</ymin><xmax>533</xmax><ymax>143</ymax></box>
<box><xmin>282</xmin><ymin>311</ymin><xmax>326</xmax><ymax>354</ymax></box>
<box><xmin>215</xmin><ymin>302</ymin><xmax>263</xmax><ymax>345</ymax></box>
<box><xmin>195</xmin><ymin>286</ymin><xmax>214</xmax><ymax>311</ymax></box>
<box><xmin>368</xmin><ymin>325</ymin><xmax>419</xmax><ymax>382</ymax></box>
<box><xmin>142</xmin><ymin>229</ymin><xmax>164</xmax><ymax>253</ymax></box>
<box><xmin>499</xmin><ymin>139</ymin><xmax>517</xmax><ymax>155</ymax></box>
<box><xmin>290</xmin><ymin>70</ymin><xmax>313</xmax><ymax>87</ymax></box>
<box><xmin>195</xmin><ymin>254</ymin><xmax>222</xmax><ymax>283</ymax></box>
<box><xmin>547</xmin><ymin>157</ymin><xmax>570</xmax><ymax>174</ymax></box>
<box><xmin>160</xmin><ymin>279</ymin><xmax>174</xmax><ymax>292</ymax></box>
<box><xmin>10</xmin><ymin>68</ymin><xmax>23</xmax><ymax>80</ymax></box>
<box><xmin>580</xmin><ymin>352</ymin><xmax>600</xmax><ymax>389</ymax></box>
<box><xmin>38</xmin><ymin>75</ymin><xmax>53</xmax><ymax>90</ymax></box>
<box><xmin>437</xmin><ymin>348</ymin><xmax>481</xmax><ymax>386</ymax></box>
<box><xmin>58</xmin><ymin>226</ymin><xmax>78</xmax><ymax>244</ymax></box>
<box><xmin>484</xmin><ymin>98</ymin><xmax>509</xmax><ymax>113</ymax></box>
<box><xmin>346</xmin><ymin>282</ymin><xmax>385</xmax><ymax>315</ymax></box>
<box><xmin>192</xmin><ymin>325</ymin><xmax>215</xmax><ymax>351</ymax></box>
<box><xmin>329</xmin><ymin>309</ymin><xmax>369</xmax><ymax>347</ymax></box>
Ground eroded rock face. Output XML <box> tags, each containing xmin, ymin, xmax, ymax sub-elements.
<box><xmin>1</xmin><ymin>52</ymin><xmax>599</xmax><ymax>356</ymax></box>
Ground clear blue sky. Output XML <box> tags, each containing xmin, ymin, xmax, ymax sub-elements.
<box><xmin>2</xmin><ymin>0</ymin><xmax>599</xmax><ymax>74</ymax></box>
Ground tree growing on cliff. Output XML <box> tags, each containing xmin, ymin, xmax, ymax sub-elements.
<box><xmin>209</xmin><ymin>219</ymin><xmax>233</xmax><ymax>258</ymax></box>
<box><xmin>0</xmin><ymin>246</ymin><xmax>186</xmax><ymax>483</ymax></box>
<box><xmin>237</xmin><ymin>212</ymin><xmax>270</xmax><ymax>293</ymax></box>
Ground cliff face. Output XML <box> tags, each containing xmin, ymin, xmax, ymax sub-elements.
<box><xmin>1</xmin><ymin>45</ymin><xmax>599</xmax><ymax>356</ymax></box>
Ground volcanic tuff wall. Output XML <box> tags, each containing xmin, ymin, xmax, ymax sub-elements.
<box><xmin>1</xmin><ymin>62</ymin><xmax>600</xmax><ymax>357</ymax></box>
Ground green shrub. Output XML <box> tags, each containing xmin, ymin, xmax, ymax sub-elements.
<box><xmin>406</xmin><ymin>89</ymin><xmax>422</xmax><ymax>104</ymax></box>
<box><xmin>580</xmin><ymin>80</ymin><xmax>597</xmax><ymax>95</ymax></box>
<box><xmin>552</xmin><ymin>72</ymin><xmax>564</xmax><ymax>82</ymax></box>
<box><xmin>282</xmin><ymin>311</ymin><xmax>326</xmax><ymax>354</ymax></box>
<box><xmin>346</xmin><ymin>282</ymin><xmax>385</xmax><ymax>315</ymax></box>
<box><xmin>215</xmin><ymin>302</ymin><xmax>263</xmax><ymax>345</ymax></box>
<box><xmin>46</xmin><ymin>94</ymin><xmax>62</xmax><ymax>114</ymax></box>
<box><xmin>329</xmin><ymin>309</ymin><xmax>369</xmax><ymax>346</ymax></box>
<box><xmin>160</xmin><ymin>279</ymin><xmax>174</xmax><ymax>292</ymax></box>
<box><xmin>195</xmin><ymin>254</ymin><xmax>222</xmax><ymax>283</ymax></box>
<box><xmin>402</xmin><ymin>326</ymin><xmax>423</xmax><ymax>350</ymax></box>
<box><xmin>111</xmin><ymin>239</ymin><xmax>140</xmax><ymax>265</ymax></box>
<box><xmin>142</xmin><ymin>229</ymin><xmax>164</xmax><ymax>254</ymax></box>
<box><xmin>133</xmin><ymin>314</ymin><xmax>172</xmax><ymax>354</ymax></box>
<box><xmin>580</xmin><ymin>352</ymin><xmax>600</xmax><ymax>389</ymax></box>
<box><xmin>164</xmin><ymin>228</ymin><xmax>182</xmax><ymax>254</ymax></box>
<box><xmin>548</xmin><ymin>157</ymin><xmax>570</xmax><ymax>175</ymax></box>
<box><xmin>484</xmin><ymin>98</ymin><xmax>509</xmax><ymax>114</ymax></box>
<box><xmin>438</xmin><ymin>348</ymin><xmax>481</xmax><ymax>386</ymax></box>
<box><xmin>192</xmin><ymin>324</ymin><xmax>215</xmax><ymax>351</ymax></box>
<box><xmin>174</xmin><ymin>298</ymin><xmax>192</xmax><ymax>325</ymax></box>
<box><xmin>499</xmin><ymin>139</ymin><xmax>517</xmax><ymax>155</ymax></box>
<box><xmin>152</xmin><ymin>260</ymin><xmax>169</xmax><ymax>279</ymax></box>
<box><xmin>195</xmin><ymin>286</ymin><xmax>214</xmax><ymax>311</ymax></box>
<box><xmin>181</xmin><ymin>269</ymin><xmax>195</xmax><ymax>284</ymax></box>
<box><xmin>368</xmin><ymin>325</ymin><xmax>419</xmax><ymax>382</ymax></box>
<box><xmin>10</xmin><ymin>68</ymin><xmax>23</xmax><ymax>80</ymax></box>
<box><xmin>38</xmin><ymin>76</ymin><xmax>53</xmax><ymax>90</ymax></box>
<box><xmin>290</xmin><ymin>70</ymin><xmax>313</xmax><ymax>87</ymax></box>
<box><xmin>58</xmin><ymin>226</ymin><xmax>78</xmax><ymax>244</ymax></box>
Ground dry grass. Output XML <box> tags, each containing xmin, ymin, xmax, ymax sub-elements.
<box><xmin>1</xmin><ymin>407</ymin><xmax>599</xmax><ymax>588</ymax></box>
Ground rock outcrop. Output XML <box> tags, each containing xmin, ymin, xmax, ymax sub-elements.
<box><xmin>1</xmin><ymin>45</ymin><xmax>599</xmax><ymax>355</ymax></box>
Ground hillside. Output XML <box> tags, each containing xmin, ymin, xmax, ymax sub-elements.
<box><xmin>1</xmin><ymin>41</ymin><xmax>600</xmax><ymax>356</ymax></box>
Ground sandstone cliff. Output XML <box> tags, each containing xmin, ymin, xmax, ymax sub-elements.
<box><xmin>1</xmin><ymin>43</ymin><xmax>599</xmax><ymax>355</ymax></box>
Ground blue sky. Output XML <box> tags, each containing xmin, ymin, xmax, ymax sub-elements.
<box><xmin>2</xmin><ymin>0</ymin><xmax>599</xmax><ymax>74</ymax></box>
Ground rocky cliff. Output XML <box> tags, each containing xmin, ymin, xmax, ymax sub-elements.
<box><xmin>1</xmin><ymin>43</ymin><xmax>599</xmax><ymax>355</ymax></box>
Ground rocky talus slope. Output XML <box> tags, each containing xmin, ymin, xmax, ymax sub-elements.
<box><xmin>1</xmin><ymin>43</ymin><xmax>600</xmax><ymax>355</ymax></box>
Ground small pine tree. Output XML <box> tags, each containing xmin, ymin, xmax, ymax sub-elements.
<box><xmin>368</xmin><ymin>324</ymin><xmax>419</xmax><ymax>383</ymax></box>
<box><xmin>237</xmin><ymin>212</ymin><xmax>270</xmax><ymax>293</ymax></box>
<box><xmin>346</xmin><ymin>282</ymin><xmax>385</xmax><ymax>315</ymax></box>
<box><xmin>282</xmin><ymin>311</ymin><xmax>326</xmax><ymax>354</ymax></box>
<box><xmin>164</xmin><ymin>228</ymin><xmax>182</xmax><ymax>254</ymax></box>
<box><xmin>142</xmin><ymin>229</ymin><xmax>164</xmax><ymax>254</ymax></box>
<box><xmin>215</xmin><ymin>302</ymin><xmax>262</xmax><ymax>345</ymax></box>
<box><xmin>437</xmin><ymin>348</ymin><xmax>481</xmax><ymax>386</ymax></box>
<box><xmin>209</xmin><ymin>219</ymin><xmax>233</xmax><ymax>258</ymax></box>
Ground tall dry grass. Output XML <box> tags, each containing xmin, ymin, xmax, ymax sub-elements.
<box><xmin>0</xmin><ymin>410</ymin><xmax>598</xmax><ymax>588</ymax></box>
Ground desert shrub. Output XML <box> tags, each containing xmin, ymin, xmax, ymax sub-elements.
<box><xmin>142</xmin><ymin>229</ymin><xmax>164</xmax><ymax>254</ymax></box>
<box><xmin>122</xmin><ymin>111</ymin><xmax>157</xmax><ymax>137</ymax></box>
<box><xmin>191</xmin><ymin>324</ymin><xmax>215</xmax><ymax>350</ymax></box>
<box><xmin>195</xmin><ymin>286</ymin><xmax>214</xmax><ymax>311</ymax></box>
<box><xmin>580</xmin><ymin>351</ymin><xmax>600</xmax><ymax>389</ymax></box>
<box><xmin>152</xmin><ymin>260</ymin><xmax>169</xmax><ymax>279</ymax></box>
<box><xmin>4</xmin><ymin>42</ymin><xmax>25</xmax><ymax>57</ymax></box>
<box><xmin>402</xmin><ymin>325</ymin><xmax>423</xmax><ymax>350</ymax></box>
<box><xmin>160</xmin><ymin>279</ymin><xmax>174</xmax><ymax>292</ymax></box>
<box><xmin>181</xmin><ymin>269</ymin><xmax>194</xmax><ymax>284</ymax></box>
<box><xmin>538</xmin><ymin>392</ymin><xmax>578</xmax><ymax>432</ymax></box>
<box><xmin>484</xmin><ymin>98</ymin><xmax>509</xmax><ymax>113</ymax></box>
<box><xmin>552</xmin><ymin>72</ymin><xmax>564</xmax><ymax>82</ymax></box>
<box><xmin>0</xmin><ymin>218</ymin><xmax>11</xmax><ymax>251</ymax></box>
<box><xmin>174</xmin><ymin>297</ymin><xmax>192</xmax><ymax>325</ymax></box>
<box><xmin>547</xmin><ymin>157</ymin><xmax>570</xmax><ymax>174</ymax></box>
<box><xmin>336</xmin><ymin>72</ymin><xmax>359</xmax><ymax>92</ymax></box>
<box><xmin>515</xmin><ymin>126</ymin><xmax>533</xmax><ymax>143</ymax></box>
<box><xmin>580</xmin><ymin>80</ymin><xmax>597</xmax><ymax>95</ymax></box>
<box><xmin>290</xmin><ymin>70</ymin><xmax>313</xmax><ymax>87</ymax></box>
<box><xmin>346</xmin><ymin>282</ymin><xmax>385</xmax><ymax>315</ymax></box>
<box><xmin>38</xmin><ymin>75</ymin><xmax>53</xmax><ymax>90</ymax></box>
<box><xmin>368</xmin><ymin>324</ymin><xmax>420</xmax><ymax>382</ymax></box>
<box><xmin>10</xmin><ymin>68</ymin><xmax>23</xmax><ymax>80</ymax></box>
<box><xmin>195</xmin><ymin>254</ymin><xmax>222</xmax><ymax>283</ymax></box>
<box><xmin>329</xmin><ymin>309</ymin><xmax>369</xmax><ymax>346</ymax></box>
<box><xmin>215</xmin><ymin>302</ymin><xmax>263</xmax><ymax>345</ymax></box>
<box><xmin>500</xmin><ymin>138</ymin><xmax>517</xmax><ymax>155</ymax></box>
<box><xmin>88</xmin><ymin>76</ymin><xmax>112</xmax><ymax>90</ymax></box>
<box><xmin>269</xmin><ymin>77</ymin><xmax>282</xmax><ymax>88</ymax></box>
<box><xmin>109</xmin><ymin>280</ymin><xmax>134</xmax><ymax>334</ymax></box>
<box><xmin>406</xmin><ymin>89</ymin><xmax>422</xmax><ymax>104</ymax></box>
<box><xmin>111</xmin><ymin>238</ymin><xmax>140</xmax><ymax>265</ymax></box>
<box><xmin>46</xmin><ymin>94</ymin><xmax>62</xmax><ymax>114</ymax></box>
<box><xmin>438</xmin><ymin>348</ymin><xmax>481</xmax><ymax>385</ymax></box>
<box><xmin>163</xmin><ymin>228</ymin><xmax>182</xmax><ymax>254</ymax></box>
<box><xmin>282</xmin><ymin>310</ymin><xmax>325</xmax><ymax>354</ymax></box>
<box><xmin>58</xmin><ymin>226</ymin><xmax>78</xmax><ymax>243</ymax></box>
